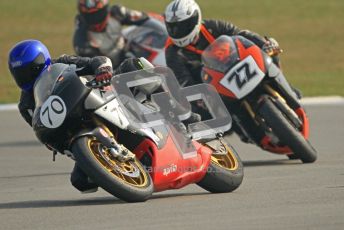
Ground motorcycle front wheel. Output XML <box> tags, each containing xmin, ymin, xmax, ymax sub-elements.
<box><xmin>197</xmin><ymin>139</ymin><xmax>244</xmax><ymax>193</ymax></box>
<box><xmin>71</xmin><ymin>136</ymin><xmax>153</xmax><ymax>202</ymax></box>
<box><xmin>258</xmin><ymin>97</ymin><xmax>317</xmax><ymax>163</ymax></box>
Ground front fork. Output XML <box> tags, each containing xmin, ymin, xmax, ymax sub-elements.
<box><xmin>240</xmin><ymin>84</ymin><xmax>307</xmax><ymax>148</ymax></box>
<box><xmin>241</xmin><ymin>84</ymin><xmax>300</xmax><ymax>126</ymax></box>
<box><xmin>71</xmin><ymin>125</ymin><xmax>135</xmax><ymax>162</ymax></box>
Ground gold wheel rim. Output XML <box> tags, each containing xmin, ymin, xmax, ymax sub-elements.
<box><xmin>210</xmin><ymin>143</ymin><xmax>239</xmax><ymax>171</ymax></box>
<box><xmin>87</xmin><ymin>139</ymin><xmax>149</xmax><ymax>188</ymax></box>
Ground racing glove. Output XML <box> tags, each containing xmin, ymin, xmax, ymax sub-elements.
<box><xmin>94</xmin><ymin>65</ymin><xmax>113</xmax><ymax>86</ymax></box>
<box><xmin>262</xmin><ymin>37</ymin><xmax>282</xmax><ymax>56</ymax></box>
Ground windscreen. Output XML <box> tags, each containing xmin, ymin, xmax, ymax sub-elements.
<box><xmin>33</xmin><ymin>63</ymin><xmax>70</xmax><ymax>107</ymax></box>
<box><xmin>202</xmin><ymin>35</ymin><xmax>255</xmax><ymax>73</ymax></box>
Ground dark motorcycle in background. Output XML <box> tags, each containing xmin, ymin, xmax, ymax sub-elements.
<box><xmin>201</xmin><ymin>35</ymin><xmax>317</xmax><ymax>163</ymax></box>
<box><xmin>84</xmin><ymin>13</ymin><xmax>167</xmax><ymax>68</ymax></box>
<box><xmin>31</xmin><ymin>63</ymin><xmax>243</xmax><ymax>202</ymax></box>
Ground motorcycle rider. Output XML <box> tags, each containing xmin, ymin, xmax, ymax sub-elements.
<box><xmin>164</xmin><ymin>0</ymin><xmax>304</xmax><ymax>143</ymax></box>
<box><xmin>164</xmin><ymin>0</ymin><xmax>283</xmax><ymax>87</ymax></box>
<box><xmin>8</xmin><ymin>39</ymin><xmax>148</xmax><ymax>193</ymax></box>
<box><xmin>73</xmin><ymin>0</ymin><xmax>149</xmax><ymax>68</ymax></box>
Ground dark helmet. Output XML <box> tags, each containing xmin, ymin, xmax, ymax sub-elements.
<box><xmin>8</xmin><ymin>40</ymin><xmax>51</xmax><ymax>92</ymax></box>
<box><xmin>78</xmin><ymin>0</ymin><xmax>109</xmax><ymax>31</ymax></box>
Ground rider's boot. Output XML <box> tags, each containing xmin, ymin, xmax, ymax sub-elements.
<box><xmin>70</xmin><ymin>163</ymin><xmax>98</xmax><ymax>193</ymax></box>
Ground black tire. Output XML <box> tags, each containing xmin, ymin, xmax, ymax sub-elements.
<box><xmin>258</xmin><ymin>97</ymin><xmax>317</xmax><ymax>163</ymax></box>
<box><xmin>197</xmin><ymin>140</ymin><xmax>244</xmax><ymax>193</ymax></box>
<box><xmin>71</xmin><ymin>136</ymin><xmax>153</xmax><ymax>202</ymax></box>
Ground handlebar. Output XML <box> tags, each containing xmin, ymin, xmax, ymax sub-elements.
<box><xmin>86</xmin><ymin>78</ymin><xmax>111</xmax><ymax>89</ymax></box>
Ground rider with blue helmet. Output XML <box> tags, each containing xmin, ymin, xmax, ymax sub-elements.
<box><xmin>8</xmin><ymin>40</ymin><xmax>112</xmax><ymax>192</ymax></box>
<box><xmin>8</xmin><ymin>39</ymin><xmax>113</xmax><ymax>193</ymax></box>
<box><xmin>8</xmin><ymin>39</ymin><xmax>113</xmax><ymax>124</ymax></box>
<box><xmin>8</xmin><ymin>39</ymin><xmax>147</xmax><ymax>193</ymax></box>
<box><xmin>8</xmin><ymin>40</ymin><xmax>52</xmax><ymax>92</ymax></box>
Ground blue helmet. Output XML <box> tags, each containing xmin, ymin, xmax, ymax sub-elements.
<box><xmin>8</xmin><ymin>40</ymin><xmax>51</xmax><ymax>91</ymax></box>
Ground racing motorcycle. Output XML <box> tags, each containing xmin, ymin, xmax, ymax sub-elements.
<box><xmin>123</xmin><ymin>13</ymin><xmax>167</xmax><ymax>66</ymax></box>
<box><xmin>201</xmin><ymin>35</ymin><xmax>317</xmax><ymax>163</ymax></box>
<box><xmin>31</xmin><ymin>62</ymin><xmax>243</xmax><ymax>202</ymax></box>
<box><xmin>83</xmin><ymin>13</ymin><xmax>167</xmax><ymax>68</ymax></box>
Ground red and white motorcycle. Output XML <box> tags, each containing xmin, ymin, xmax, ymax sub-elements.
<box><xmin>201</xmin><ymin>35</ymin><xmax>317</xmax><ymax>163</ymax></box>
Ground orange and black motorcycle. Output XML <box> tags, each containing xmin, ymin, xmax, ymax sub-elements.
<box><xmin>201</xmin><ymin>35</ymin><xmax>317</xmax><ymax>163</ymax></box>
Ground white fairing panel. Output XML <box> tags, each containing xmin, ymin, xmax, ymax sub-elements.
<box><xmin>152</xmin><ymin>50</ymin><xmax>166</xmax><ymax>66</ymax></box>
<box><xmin>95</xmin><ymin>98</ymin><xmax>130</xmax><ymax>130</ymax></box>
<box><xmin>40</xmin><ymin>95</ymin><xmax>67</xmax><ymax>129</ymax></box>
<box><xmin>219</xmin><ymin>56</ymin><xmax>265</xmax><ymax>99</ymax></box>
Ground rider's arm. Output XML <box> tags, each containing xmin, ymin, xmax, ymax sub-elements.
<box><xmin>165</xmin><ymin>46</ymin><xmax>197</xmax><ymax>87</ymax></box>
<box><xmin>110</xmin><ymin>5</ymin><xmax>149</xmax><ymax>26</ymax></box>
<box><xmin>72</xmin><ymin>16</ymin><xmax>102</xmax><ymax>57</ymax></box>
<box><xmin>204</xmin><ymin>19</ymin><xmax>266</xmax><ymax>48</ymax></box>
<box><xmin>18</xmin><ymin>90</ymin><xmax>35</xmax><ymax>127</ymax></box>
<box><xmin>53</xmin><ymin>55</ymin><xmax>113</xmax><ymax>76</ymax></box>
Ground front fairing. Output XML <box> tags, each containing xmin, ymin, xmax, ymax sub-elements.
<box><xmin>202</xmin><ymin>35</ymin><xmax>271</xmax><ymax>99</ymax></box>
<box><xmin>32</xmin><ymin>63</ymin><xmax>91</xmax><ymax>147</ymax></box>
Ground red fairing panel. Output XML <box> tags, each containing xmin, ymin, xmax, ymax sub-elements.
<box><xmin>133</xmin><ymin>136</ymin><xmax>212</xmax><ymax>192</ymax></box>
<box><xmin>235</xmin><ymin>38</ymin><xmax>266</xmax><ymax>73</ymax></box>
<box><xmin>203</xmin><ymin>67</ymin><xmax>237</xmax><ymax>99</ymax></box>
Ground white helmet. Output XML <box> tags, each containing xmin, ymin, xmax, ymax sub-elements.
<box><xmin>165</xmin><ymin>0</ymin><xmax>202</xmax><ymax>47</ymax></box>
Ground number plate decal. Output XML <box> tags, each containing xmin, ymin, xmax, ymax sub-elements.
<box><xmin>219</xmin><ymin>56</ymin><xmax>265</xmax><ymax>99</ymax></box>
<box><xmin>40</xmin><ymin>96</ymin><xmax>67</xmax><ymax>128</ymax></box>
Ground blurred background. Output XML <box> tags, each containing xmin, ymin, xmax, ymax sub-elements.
<box><xmin>1</xmin><ymin>0</ymin><xmax>343</xmax><ymax>103</ymax></box>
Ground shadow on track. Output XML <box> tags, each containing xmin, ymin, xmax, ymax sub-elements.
<box><xmin>243</xmin><ymin>159</ymin><xmax>302</xmax><ymax>167</ymax></box>
<box><xmin>0</xmin><ymin>192</ymin><xmax>210</xmax><ymax>209</ymax></box>
<box><xmin>0</xmin><ymin>172</ymin><xmax>69</xmax><ymax>180</ymax></box>
<box><xmin>0</xmin><ymin>140</ymin><xmax>40</xmax><ymax>148</ymax></box>
<box><xmin>151</xmin><ymin>192</ymin><xmax>209</xmax><ymax>200</ymax></box>
<box><xmin>0</xmin><ymin>197</ymin><xmax>124</xmax><ymax>209</ymax></box>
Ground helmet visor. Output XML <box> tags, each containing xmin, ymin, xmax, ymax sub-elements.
<box><xmin>82</xmin><ymin>6</ymin><xmax>108</xmax><ymax>25</ymax></box>
<box><xmin>165</xmin><ymin>12</ymin><xmax>199</xmax><ymax>39</ymax></box>
<box><xmin>10</xmin><ymin>53</ymin><xmax>46</xmax><ymax>90</ymax></box>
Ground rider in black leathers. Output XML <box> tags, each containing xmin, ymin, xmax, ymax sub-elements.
<box><xmin>165</xmin><ymin>19</ymin><xmax>271</xmax><ymax>87</ymax></box>
<box><xmin>164</xmin><ymin>0</ymin><xmax>282</xmax><ymax>88</ymax></box>
<box><xmin>8</xmin><ymin>39</ymin><xmax>144</xmax><ymax>193</ymax></box>
<box><xmin>164</xmin><ymin>0</ymin><xmax>289</xmax><ymax>142</ymax></box>
<box><xmin>73</xmin><ymin>0</ymin><xmax>149</xmax><ymax>68</ymax></box>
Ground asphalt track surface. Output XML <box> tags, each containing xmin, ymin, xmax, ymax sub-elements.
<box><xmin>0</xmin><ymin>104</ymin><xmax>343</xmax><ymax>230</ymax></box>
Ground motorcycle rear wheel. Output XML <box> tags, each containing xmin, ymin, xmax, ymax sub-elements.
<box><xmin>197</xmin><ymin>140</ymin><xmax>244</xmax><ymax>193</ymax></box>
<box><xmin>72</xmin><ymin>136</ymin><xmax>153</xmax><ymax>202</ymax></box>
<box><xmin>258</xmin><ymin>97</ymin><xmax>317</xmax><ymax>163</ymax></box>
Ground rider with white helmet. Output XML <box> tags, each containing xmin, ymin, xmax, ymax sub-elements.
<box><xmin>164</xmin><ymin>0</ymin><xmax>280</xmax><ymax>86</ymax></box>
<box><xmin>165</xmin><ymin>0</ymin><xmax>202</xmax><ymax>48</ymax></box>
<box><xmin>164</xmin><ymin>0</ymin><xmax>301</xmax><ymax>144</ymax></box>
